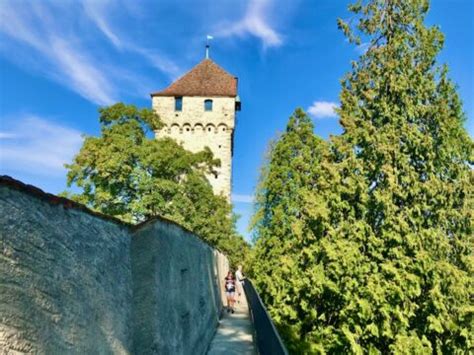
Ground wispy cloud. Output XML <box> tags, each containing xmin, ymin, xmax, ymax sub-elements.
<box><xmin>0</xmin><ymin>1</ymin><xmax>179</xmax><ymax>105</ymax></box>
<box><xmin>308</xmin><ymin>101</ymin><xmax>338</xmax><ymax>119</ymax></box>
<box><xmin>356</xmin><ymin>42</ymin><xmax>370</xmax><ymax>54</ymax></box>
<box><xmin>0</xmin><ymin>115</ymin><xmax>83</xmax><ymax>176</ymax></box>
<box><xmin>82</xmin><ymin>0</ymin><xmax>124</xmax><ymax>49</ymax></box>
<box><xmin>82</xmin><ymin>0</ymin><xmax>181</xmax><ymax>79</ymax></box>
<box><xmin>0</xmin><ymin>132</ymin><xmax>17</xmax><ymax>139</ymax></box>
<box><xmin>131</xmin><ymin>48</ymin><xmax>181</xmax><ymax>79</ymax></box>
<box><xmin>216</xmin><ymin>0</ymin><xmax>283</xmax><ymax>47</ymax></box>
<box><xmin>232</xmin><ymin>194</ymin><xmax>254</xmax><ymax>204</ymax></box>
<box><xmin>51</xmin><ymin>38</ymin><xmax>119</xmax><ymax>105</ymax></box>
<box><xmin>0</xmin><ymin>2</ymin><xmax>118</xmax><ymax>105</ymax></box>
<box><xmin>0</xmin><ymin>0</ymin><xmax>293</xmax><ymax>106</ymax></box>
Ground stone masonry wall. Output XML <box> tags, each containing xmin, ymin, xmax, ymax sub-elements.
<box><xmin>152</xmin><ymin>96</ymin><xmax>236</xmax><ymax>200</ymax></box>
<box><xmin>0</xmin><ymin>177</ymin><xmax>229</xmax><ymax>354</ymax></box>
<box><xmin>131</xmin><ymin>220</ymin><xmax>228</xmax><ymax>354</ymax></box>
<box><xmin>0</xmin><ymin>184</ymin><xmax>132</xmax><ymax>354</ymax></box>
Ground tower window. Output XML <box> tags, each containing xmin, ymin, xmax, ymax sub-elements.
<box><xmin>175</xmin><ymin>97</ymin><xmax>183</xmax><ymax>111</ymax></box>
<box><xmin>204</xmin><ymin>99</ymin><xmax>213</xmax><ymax>111</ymax></box>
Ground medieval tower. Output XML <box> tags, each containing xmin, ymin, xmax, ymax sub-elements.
<box><xmin>151</xmin><ymin>58</ymin><xmax>240</xmax><ymax>201</ymax></box>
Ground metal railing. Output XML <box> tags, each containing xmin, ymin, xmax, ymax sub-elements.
<box><xmin>243</xmin><ymin>279</ymin><xmax>289</xmax><ymax>355</ymax></box>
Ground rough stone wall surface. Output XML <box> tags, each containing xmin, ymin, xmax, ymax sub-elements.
<box><xmin>0</xmin><ymin>186</ymin><xmax>133</xmax><ymax>354</ymax></box>
<box><xmin>152</xmin><ymin>96</ymin><xmax>236</xmax><ymax>200</ymax></box>
<box><xmin>214</xmin><ymin>250</ymin><xmax>230</xmax><ymax>308</ymax></box>
<box><xmin>131</xmin><ymin>219</ymin><xmax>228</xmax><ymax>355</ymax></box>
<box><xmin>0</xmin><ymin>179</ymin><xmax>229</xmax><ymax>354</ymax></box>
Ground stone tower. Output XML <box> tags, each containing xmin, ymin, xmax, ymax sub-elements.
<box><xmin>151</xmin><ymin>59</ymin><xmax>240</xmax><ymax>201</ymax></box>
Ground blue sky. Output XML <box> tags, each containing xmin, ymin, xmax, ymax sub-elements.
<box><xmin>0</xmin><ymin>0</ymin><xmax>473</xmax><ymax>240</ymax></box>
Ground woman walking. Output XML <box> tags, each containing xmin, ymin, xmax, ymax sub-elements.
<box><xmin>235</xmin><ymin>265</ymin><xmax>246</xmax><ymax>304</ymax></box>
<box><xmin>224</xmin><ymin>271</ymin><xmax>236</xmax><ymax>313</ymax></box>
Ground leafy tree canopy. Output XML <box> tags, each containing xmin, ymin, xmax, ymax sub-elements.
<box><xmin>64</xmin><ymin>103</ymin><xmax>248</xmax><ymax>265</ymax></box>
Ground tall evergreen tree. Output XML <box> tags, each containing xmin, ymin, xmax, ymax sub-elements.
<box><xmin>327</xmin><ymin>0</ymin><xmax>473</xmax><ymax>352</ymax></box>
<box><xmin>251</xmin><ymin>0</ymin><xmax>473</xmax><ymax>353</ymax></box>
<box><xmin>250</xmin><ymin>108</ymin><xmax>326</xmax><ymax>352</ymax></box>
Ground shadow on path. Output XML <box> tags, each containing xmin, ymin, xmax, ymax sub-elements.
<box><xmin>207</xmin><ymin>294</ymin><xmax>256</xmax><ymax>355</ymax></box>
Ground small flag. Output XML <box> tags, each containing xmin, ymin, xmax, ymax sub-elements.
<box><xmin>207</xmin><ymin>35</ymin><xmax>214</xmax><ymax>40</ymax></box>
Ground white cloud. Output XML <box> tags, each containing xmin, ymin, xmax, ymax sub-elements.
<box><xmin>82</xmin><ymin>0</ymin><xmax>124</xmax><ymax>49</ymax></box>
<box><xmin>307</xmin><ymin>101</ymin><xmax>338</xmax><ymax>119</ymax></box>
<box><xmin>232</xmin><ymin>194</ymin><xmax>254</xmax><ymax>204</ymax></box>
<box><xmin>356</xmin><ymin>42</ymin><xmax>370</xmax><ymax>54</ymax></box>
<box><xmin>217</xmin><ymin>0</ymin><xmax>283</xmax><ymax>47</ymax></box>
<box><xmin>81</xmin><ymin>0</ymin><xmax>180</xmax><ymax>79</ymax></box>
<box><xmin>0</xmin><ymin>115</ymin><xmax>83</xmax><ymax>176</ymax></box>
<box><xmin>0</xmin><ymin>132</ymin><xmax>17</xmax><ymax>139</ymax></box>
<box><xmin>0</xmin><ymin>2</ymin><xmax>117</xmax><ymax>105</ymax></box>
<box><xmin>131</xmin><ymin>48</ymin><xmax>181</xmax><ymax>79</ymax></box>
<box><xmin>50</xmin><ymin>38</ymin><xmax>118</xmax><ymax>105</ymax></box>
<box><xmin>0</xmin><ymin>0</ymin><xmax>293</xmax><ymax>106</ymax></box>
<box><xmin>0</xmin><ymin>1</ymin><xmax>179</xmax><ymax>105</ymax></box>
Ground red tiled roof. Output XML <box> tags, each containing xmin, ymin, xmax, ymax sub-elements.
<box><xmin>151</xmin><ymin>59</ymin><xmax>237</xmax><ymax>97</ymax></box>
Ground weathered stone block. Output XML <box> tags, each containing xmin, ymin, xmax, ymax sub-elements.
<box><xmin>0</xmin><ymin>178</ymin><xmax>229</xmax><ymax>354</ymax></box>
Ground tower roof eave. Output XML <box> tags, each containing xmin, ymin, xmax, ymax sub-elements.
<box><xmin>151</xmin><ymin>59</ymin><xmax>238</xmax><ymax>98</ymax></box>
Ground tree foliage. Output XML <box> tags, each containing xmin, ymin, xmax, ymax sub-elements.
<box><xmin>250</xmin><ymin>0</ymin><xmax>473</xmax><ymax>353</ymax></box>
<box><xmin>64</xmin><ymin>103</ymin><xmax>248</xmax><ymax>265</ymax></box>
<box><xmin>250</xmin><ymin>109</ymin><xmax>327</xmax><ymax>352</ymax></box>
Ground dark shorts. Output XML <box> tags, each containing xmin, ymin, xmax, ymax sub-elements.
<box><xmin>225</xmin><ymin>290</ymin><xmax>235</xmax><ymax>297</ymax></box>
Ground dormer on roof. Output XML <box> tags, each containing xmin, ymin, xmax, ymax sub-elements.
<box><xmin>151</xmin><ymin>59</ymin><xmax>237</xmax><ymax>98</ymax></box>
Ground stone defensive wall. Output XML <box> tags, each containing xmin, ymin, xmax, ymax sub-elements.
<box><xmin>0</xmin><ymin>176</ymin><xmax>229</xmax><ymax>354</ymax></box>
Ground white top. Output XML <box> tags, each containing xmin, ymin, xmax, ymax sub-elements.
<box><xmin>235</xmin><ymin>270</ymin><xmax>244</xmax><ymax>283</ymax></box>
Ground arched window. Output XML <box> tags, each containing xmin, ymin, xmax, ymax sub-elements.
<box><xmin>183</xmin><ymin>124</ymin><xmax>191</xmax><ymax>133</ymax></box>
<box><xmin>204</xmin><ymin>99</ymin><xmax>213</xmax><ymax>111</ymax></box>
<box><xmin>170</xmin><ymin>124</ymin><xmax>180</xmax><ymax>134</ymax></box>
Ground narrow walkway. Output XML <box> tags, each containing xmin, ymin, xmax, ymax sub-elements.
<box><xmin>207</xmin><ymin>292</ymin><xmax>257</xmax><ymax>355</ymax></box>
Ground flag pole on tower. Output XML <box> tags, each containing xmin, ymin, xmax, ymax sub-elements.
<box><xmin>206</xmin><ymin>35</ymin><xmax>213</xmax><ymax>59</ymax></box>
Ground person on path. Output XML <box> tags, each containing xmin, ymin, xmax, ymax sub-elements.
<box><xmin>235</xmin><ymin>265</ymin><xmax>246</xmax><ymax>304</ymax></box>
<box><xmin>224</xmin><ymin>271</ymin><xmax>236</xmax><ymax>313</ymax></box>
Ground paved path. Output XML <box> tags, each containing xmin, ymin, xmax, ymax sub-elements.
<box><xmin>207</xmin><ymin>293</ymin><xmax>257</xmax><ymax>355</ymax></box>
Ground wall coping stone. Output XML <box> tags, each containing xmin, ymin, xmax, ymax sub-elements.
<box><xmin>0</xmin><ymin>175</ymin><xmax>224</xmax><ymax>253</ymax></box>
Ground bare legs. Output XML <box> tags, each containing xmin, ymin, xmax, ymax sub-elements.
<box><xmin>226</xmin><ymin>293</ymin><xmax>235</xmax><ymax>313</ymax></box>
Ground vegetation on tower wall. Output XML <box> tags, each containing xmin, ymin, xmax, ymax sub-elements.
<box><xmin>250</xmin><ymin>0</ymin><xmax>473</xmax><ymax>353</ymax></box>
<box><xmin>63</xmin><ymin>103</ymin><xmax>248</xmax><ymax>266</ymax></box>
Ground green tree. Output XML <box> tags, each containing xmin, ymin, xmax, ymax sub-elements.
<box><xmin>251</xmin><ymin>0</ymin><xmax>473</xmax><ymax>353</ymax></box>
<box><xmin>250</xmin><ymin>108</ymin><xmax>327</xmax><ymax>352</ymax></box>
<box><xmin>327</xmin><ymin>0</ymin><xmax>473</xmax><ymax>352</ymax></box>
<box><xmin>64</xmin><ymin>103</ymin><xmax>248</xmax><ymax>265</ymax></box>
